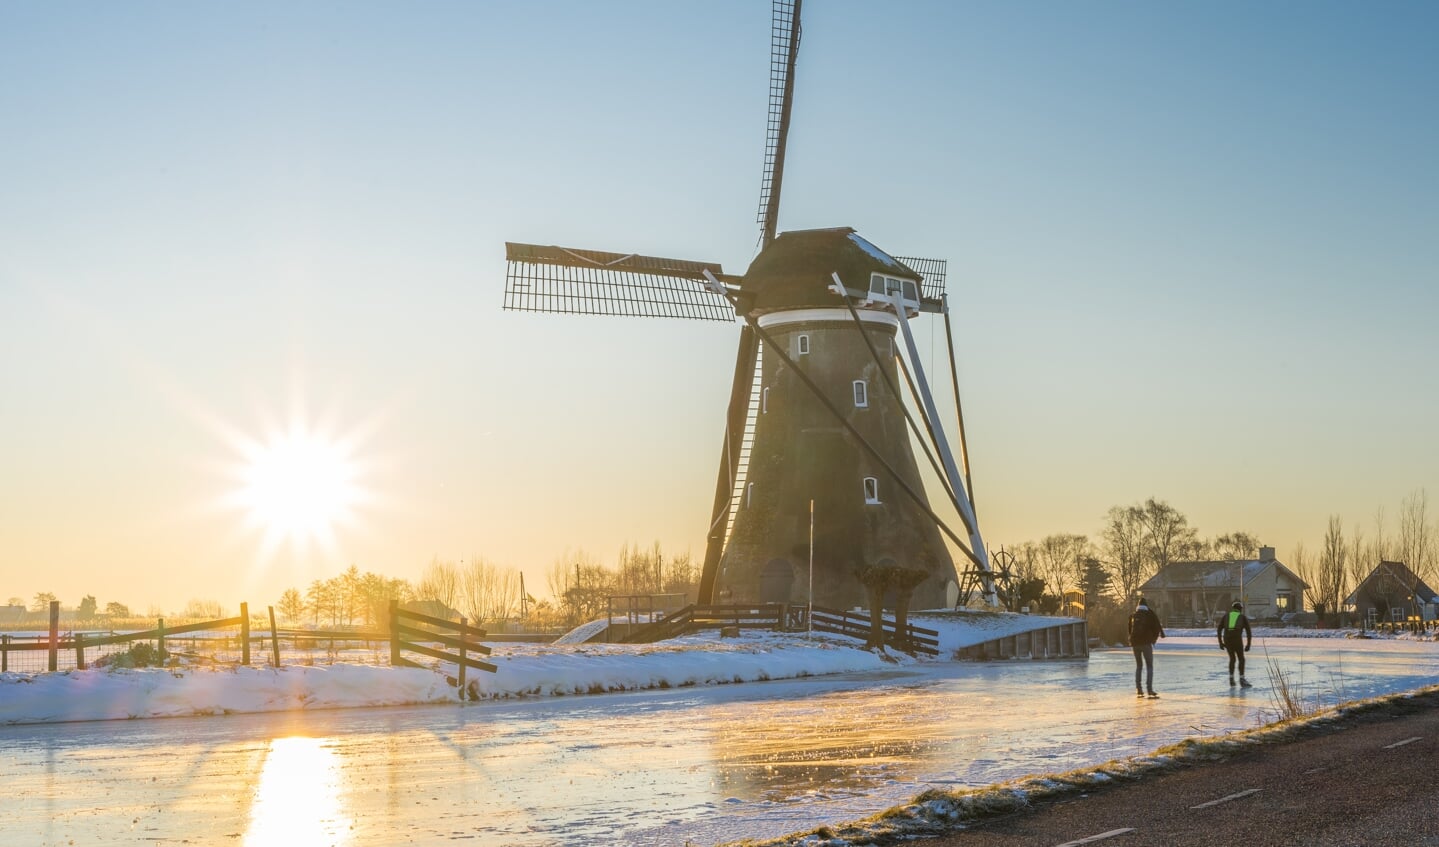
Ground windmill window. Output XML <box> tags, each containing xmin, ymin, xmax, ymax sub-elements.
<box><xmin>868</xmin><ymin>273</ymin><xmax>921</xmax><ymax>311</ymax></box>
<box><xmin>853</xmin><ymin>380</ymin><xmax>868</xmax><ymax>408</ymax></box>
<box><xmin>762</xmin><ymin>387</ymin><xmax>769</xmax><ymax>414</ymax></box>
<box><xmin>796</xmin><ymin>334</ymin><xmax>810</xmax><ymax>356</ymax></box>
<box><xmin>863</xmin><ymin>477</ymin><xmax>880</xmax><ymax>504</ymax></box>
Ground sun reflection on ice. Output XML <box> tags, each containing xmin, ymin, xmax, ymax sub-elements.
<box><xmin>245</xmin><ymin>736</ymin><xmax>351</xmax><ymax>847</ymax></box>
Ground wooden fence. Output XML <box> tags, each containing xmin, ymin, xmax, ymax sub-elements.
<box><xmin>388</xmin><ymin>600</ymin><xmax>496</xmax><ymax>698</ymax></box>
<box><xmin>1</xmin><ymin>600</ymin><xmax>499</xmax><ymax>687</ymax></box>
<box><xmin>619</xmin><ymin>603</ymin><xmax>940</xmax><ymax>655</ymax></box>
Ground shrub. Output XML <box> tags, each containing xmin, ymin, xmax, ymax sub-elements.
<box><xmin>97</xmin><ymin>642</ymin><xmax>168</xmax><ymax>669</ymax></box>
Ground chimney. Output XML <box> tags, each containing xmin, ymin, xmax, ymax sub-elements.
<box><xmin>1259</xmin><ymin>546</ymin><xmax>1275</xmax><ymax>563</ymax></box>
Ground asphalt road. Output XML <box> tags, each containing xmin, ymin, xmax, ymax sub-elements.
<box><xmin>925</xmin><ymin>691</ymin><xmax>1439</xmax><ymax>847</ymax></box>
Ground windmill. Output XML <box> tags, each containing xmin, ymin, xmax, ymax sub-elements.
<box><xmin>503</xmin><ymin>0</ymin><xmax>998</xmax><ymax>611</ymax></box>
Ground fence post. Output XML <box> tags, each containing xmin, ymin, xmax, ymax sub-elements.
<box><xmin>157</xmin><ymin>618</ymin><xmax>166</xmax><ymax>663</ymax></box>
<box><xmin>458</xmin><ymin>616</ymin><xmax>468</xmax><ymax>701</ymax></box>
<box><xmin>76</xmin><ymin>633</ymin><xmax>86</xmax><ymax>670</ymax></box>
<box><xmin>389</xmin><ymin>599</ymin><xmax>401</xmax><ymax>666</ymax></box>
<box><xmin>48</xmin><ymin>600</ymin><xmax>59</xmax><ymax>672</ymax></box>
<box><xmin>268</xmin><ymin>606</ymin><xmax>281</xmax><ymax>667</ymax></box>
<box><xmin>2</xmin><ymin>633</ymin><xmax>8</xmax><ymax>672</ymax></box>
<box><xmin>240</xmin><ymin>602</ymin><xmax>251</xmax><ymax>666</ymax></box>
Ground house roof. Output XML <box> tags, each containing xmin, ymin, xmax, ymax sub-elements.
<box><xmin>1343</xmin><ymin>561</ymin><xmax>1438</xmax><ymax>606</ymax></box>
<box><xmin>1139</xmin><ymin>559</ymin><xmax>1310</xmax><ymax>592</ymax></box>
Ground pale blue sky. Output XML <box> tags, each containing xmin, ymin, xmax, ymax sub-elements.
<box><xmin>2</xmin><ymin>1</ymin><xmax>1436</xmax><ymax>612</ymax></box>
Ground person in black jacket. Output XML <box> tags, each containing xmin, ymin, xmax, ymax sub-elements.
<box><xmin>1218</xmin><ymin>600</ymin><xmax>1253</xmax><ymax>687</ymax></box>
<box><xmin>1128</xmin><ymin>597</ymin><xmax>1165</xmax><ymax>697</ymax></box>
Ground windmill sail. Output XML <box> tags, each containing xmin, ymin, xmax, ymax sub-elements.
<box><xmin>503</xmin><ymin>242</ymin><xmax>738</xmax><ymax>321</ymax></box>
<box><xmin>756</xmin><ymin>0</ymin><xmax>801</xmax><ymax>249</ymax></box>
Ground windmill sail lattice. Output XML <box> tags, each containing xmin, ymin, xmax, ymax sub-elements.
<box><xmin>757</xmin><ymin>0</ymin><xmax>801</xmax><ymax>249</ymax></box>
<box><xmin>504</xmin><ymin>243</ymin><xmax>738</xmax><ymax>321</ymax></box>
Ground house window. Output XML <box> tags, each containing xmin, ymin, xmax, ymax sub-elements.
<box><xmin>762</xmin><ymin>386</ymin><xmax>769</xmax><ymax>414</ymax></box>
<box><xmin>746</xmin><ymin>482</ymin><xmax>755</xmax><ymax>509</ymax></box>
<box><xmin>1275</xmin><ymin>592</ymin><xmax>1292</xmax><ymax>614</ymax></box>
<box><xmin>853</xmin><ymin>380</ymin><xmax>868</xmax><ymax>408</ymax></box>
<box><xmin>863</xmin><ymin>477</ymin><xmax>880</xmax><ymax>504</ymax></box>
<box><xmin>796</xmin><ymin>334</ymin><xmax>810</xmax><ymax>356</ymax></box>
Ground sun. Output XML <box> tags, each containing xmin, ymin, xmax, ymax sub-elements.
<box><xmin>239</xmin><ymin>428</ymin><xmax>357</xmax><ymax>541</ymax></box>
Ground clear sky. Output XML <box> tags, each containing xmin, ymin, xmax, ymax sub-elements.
<box><xmin>3</xmin><ymin>1</ymin><xmax>1436</xmax><ymax>614</ymax></box>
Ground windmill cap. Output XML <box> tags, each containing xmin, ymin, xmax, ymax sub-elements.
<box><xmin>741</xmin><ymin>227</ymin><xmax>921</xmax><ymax>313</ymax></box>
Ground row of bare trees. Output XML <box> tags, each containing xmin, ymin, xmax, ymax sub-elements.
<box><xmin>264</xmin><ymin>542</ymin><xmax>701</xmax><ymax>632</ymax></box>
<box><xmin>1001</xmin><ymin>490</ymin><xmax>1438</xmax><ymax>615</ymax></box>
<box><xmin>1292</xmin><ymin>490</ymin><xmax>1438</xmax><ymax>616</ymax></box>
<box><xmin>1002</xmin><ymin>497</ymin><xmax>1261</xmax><ymax>606</ymax></box>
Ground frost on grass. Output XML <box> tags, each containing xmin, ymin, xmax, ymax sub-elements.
<box><xmin>727</xmin><ymin>684</ymin><xmax>1439</xmax><ymax>847</ymax></box>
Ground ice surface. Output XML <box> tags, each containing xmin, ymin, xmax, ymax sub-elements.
<box><xmin>3</xmin><ymin>618</ymin><xmax>1436</xmax><ymax>847</ymax></box>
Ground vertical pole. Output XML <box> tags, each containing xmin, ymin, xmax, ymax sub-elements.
<box><xmin>458</xmin><ymin>616</ymin><xmax>468</xmax><ymax>702</ymax></box>
<box><xmin>157</xmin><ymin>618</ymin><xmax>166</xmax><ymax>664</ymax></box>
<box><xmin>75</xmin><ymin>633</ymin><xmax>86</xmax><ymax>670</ymax></box>
<box><xmin>268</xmin><ymin>606</ymin><xmax>281</xmax><ymax>668</ymax></box>
<box><xmin>389</xmin><ymin>599</ymin><xmax>401</xmax><ymax>666</ymax></box>
<box><xmin>2</xmin><ymin>634</ymin><xmax>8</xmax><ymax>672</ymax></box>
<box><xmin>48</xmin><ymin>600</ymin><xmax>59</xmax><ymax>672</ymax></box>
<box><xmin>808</xmin><ymin>498</ymin><xmax>814</xmax><ymax>639</ymax></box>
<box><xmin>240</xmin><ymin>602</ymin><xmax>251</xmax><ymax>666</ymax></box>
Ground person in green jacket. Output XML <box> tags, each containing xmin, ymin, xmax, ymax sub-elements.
<box><xmin>1218</xmin><ymin>601</ymin><xmax>1253</xmax><ymax>687</ymax></box>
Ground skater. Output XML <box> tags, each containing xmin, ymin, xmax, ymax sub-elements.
<box><xmin>1128</xmin><ymin>597</ymin><xmax>1165</xmax><ymax>698</ymax></box>
<box><xmin>1218</xmin><ymin>601</ymin><xmax>1253</xmax><ymax>687</ymax></box>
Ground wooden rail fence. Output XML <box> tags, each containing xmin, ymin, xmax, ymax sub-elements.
<box><xmin>2</xmin><ymin>600</ymin><xmax>501</xmax><ymax>689</ymax></box>
<box><xmin>619</xmin><ymin>603</ymin><xmax>940</xmax><ymax>655</ymax></box>
<box><xmin>389</xmin><ymin>600</ymin><xmax>496</xmax><ymax>698</ymax></box>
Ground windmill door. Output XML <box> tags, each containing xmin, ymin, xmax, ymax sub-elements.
<box><xmin>759</xmin><ymin>560</ymin><xmax>794</xmax><ymax>603</ymax></box>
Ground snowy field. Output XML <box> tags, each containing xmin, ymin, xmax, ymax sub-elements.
<box><xmin>0</xmin><ymin>610</ymin><xmax>1069</xmax><ymax>724</ymax></box>
<box><xmin>4</xmin><ymin>613</ymin><xmax>1438</xmax><ymax>846</ymax></box>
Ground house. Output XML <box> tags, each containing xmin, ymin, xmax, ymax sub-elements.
<box><xmin>1344</xmin><ymin>561</ymin><xmax>1438</xmax><ymax>626</ymax></box>
<box><xmin>1138</xmin><ymin>546</ymin><xmax>1309</xmax><ymax>626</ymax></box>
<box><xmin>402</xmin><ymin>599</ymin><xmax>462</xmax><ymax>621</ymax></box>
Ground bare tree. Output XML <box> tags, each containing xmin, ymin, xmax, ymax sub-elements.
<box><xmin>1347</xmin><ymin>524</ymin><xmax>1370</xmax><ymax>607</ymax></box>
<box><xmin>459</xmin><ymin>557</ymin><xmax>520</xmax><ymax>623</ymax></box>
<box><xmin>416</xmin><ymin>558</ymin><xmax>460</xmax><ymax>609</ymax></box>
<box><xmin>1210</xmin><ymin>532</ymin><xmax>1262</xmax><ymax>561</ymax></box>
<box><xmin>277</xmin><ymin>588</ymin><xmax>306</xmax><ymax>622</ymax></box>
<box><xmin>1397</xmin><ymin>489</ymin><xmax>1436</xmax><ymax>588</ymax></box>
<box><xmin>1315</xmin><ymin>515</ymin><xmax>1348</xmax><ymax>617</ymax></box>
<box><xmin>1036</xmin><ymin>534</ymin><xmax>1089</xmax><ymax>600</ymax></box>
<box><xmin>1137</xmin><ymin>498</ymin><xmax>1197</xmax><ymax>578</ymax></box>
<box><xmin>1292</xmin><ymin>541</ymin><xmax>1316</xmax><ymax>611</ymax></box>
<box><xmin>1371</xmin><ymin>506</ymin><xmax>1394</xmax><ymax>563</ymax></box>
<box><xmin>1101</xmin><ymin>506</ymin><xmax>1148</xmax><ymax>602</ymax></box>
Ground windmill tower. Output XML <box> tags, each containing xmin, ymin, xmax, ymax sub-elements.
<box><xmin>503</xmin><ymin>0</ymin><xmax>998</xmax><ymax>611</ymax></box>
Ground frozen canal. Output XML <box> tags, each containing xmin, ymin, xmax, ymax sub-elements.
<box><xmin>6</xmin><ymin>635</ymin><xmax>1438</xmax><ymax>846</ymax></box>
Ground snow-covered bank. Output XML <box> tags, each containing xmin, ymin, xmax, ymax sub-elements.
<box><xmin>0</xmin><ymin>610</ymin><xmax>1071</xmax><ymax>725</ymax></box>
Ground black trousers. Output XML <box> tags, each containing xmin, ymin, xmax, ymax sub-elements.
<box><xmin>1225</xmin><ymin>643</ymin><xmax>1246</xmax><ymax>676</ymax></box>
